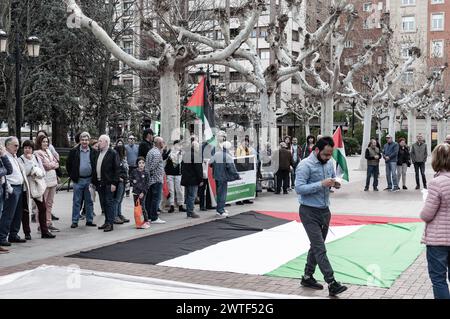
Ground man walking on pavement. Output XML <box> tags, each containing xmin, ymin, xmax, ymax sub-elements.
<box><xmin>295</xmin><ymin>136</ymin><xmax>348</xmax><ymax>297</ymax></box>
<box><xmin>410</xmin><ymin>134</ymin><xmax>427</xmax><ymax>190</ymax></box>
<box><xmin>125</xmin><ymin>135</ymin><xmax>139</xmax><ymax>197</ymax></box>
<box><xmin>383</xmin><ymin>134</ymin><xmax>400</xmax><ymax>192</ymax></box>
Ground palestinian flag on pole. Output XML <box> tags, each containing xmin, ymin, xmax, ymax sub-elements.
<box><xmin>332</xmin><ymin>127</ymin><xmax>349</xmax><ymax>182</ymax></box>
<box><xmin>72</xmin><ymin>211</ymin><xmax>425</xmax><ymax>288</ymax></box>
<box><xmin>185</xmin><ymin>76</ymin><xmax>215</xmax><ymax>144</ymax></box>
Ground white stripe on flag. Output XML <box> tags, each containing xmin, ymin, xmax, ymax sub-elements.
<box><xmin>158</xmin><ymin>222</ymin><xmax>362</xmax><ymax>275</ymax></box>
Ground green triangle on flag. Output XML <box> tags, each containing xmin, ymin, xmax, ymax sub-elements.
<box><xmin>332</xmin><ymin>127</ymin><xmax>349</xmax><ymax>182</ymax></box>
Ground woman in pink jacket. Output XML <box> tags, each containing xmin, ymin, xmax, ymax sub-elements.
<box><xmin>420</xmin><ymin>143</ymin><xmax>450</xmax><ymax>299</ymax></box>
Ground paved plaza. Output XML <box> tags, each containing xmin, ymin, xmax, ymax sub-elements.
<box><xmin>0</xmin><ymin>156</ymin><xmax>435</xmax><ymax>299</ymax></box>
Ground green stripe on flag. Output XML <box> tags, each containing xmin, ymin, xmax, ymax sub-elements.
<box><xmin>186</xmin><ymin>106</ymin><xmax>204</xmax><ymax>119</ymax></box>
<box><xmin>332</xmin><ymin>148</ymin><xmax>349</xmax><ymax>182</ymax></box>
<box><xmin>265</xmin><ymin>222</ymin><xmax>425</xmax><ymax>288</ymax></box>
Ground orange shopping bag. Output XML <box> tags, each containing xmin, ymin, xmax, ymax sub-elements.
<box><xmin>134</xmin><ymin>200</ymin><xmax>145</xmax><ymax>229</ymax></box>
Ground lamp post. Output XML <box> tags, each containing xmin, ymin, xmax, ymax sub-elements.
<box><xmin>351</xmin><ymin>98</ymin><xmax>356</xmax><ymax>137</ymax></box>
<box><xmin>0</xmin><ymin>29</ymin><xmax>41</xmax><ymax>143</ymax></box>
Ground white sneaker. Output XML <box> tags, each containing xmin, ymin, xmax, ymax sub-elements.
<box><xmin>152</xmin><ymin>218</ymin><xmax>166</xmax><ymax>224</ymax></box>
<box><xmin>216</xmin><ymin>212</ymin><xmax>229</xmax><ymax>218</ymax></box>
<box><xmin>141</xmin><ymin>222</ymin><xmax>151</xmax><ymax>229</ymax></box>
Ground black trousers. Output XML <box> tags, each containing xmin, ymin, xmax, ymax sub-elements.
<box><xmin>198</xmin><ymin>178</ymin><xmax>212</xmax><ymax>209</ymax></box>
<box><xmin>414</xmin><ymin>162</ymin><xmax>427</xmax><ymax>187</ymax></box>
<box><xmin>276</xmin><ymin>169</ymin><xmax>290</xmax><ymax>192</ymax></box>
<box><xmin>299</xmin><ymin>204</ymin><xmax>335</xmax><ymax>284</ymax></box>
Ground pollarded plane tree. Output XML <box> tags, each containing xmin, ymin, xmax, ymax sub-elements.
<box><xmin>65</xmin><ymin>0</ymin><xmax>265</xmax><ymax>143</ymax></box>
<box><xmin>284</xmin><ymin>95</ymin><xmax>320</xmax><ymax>137</ymax></box>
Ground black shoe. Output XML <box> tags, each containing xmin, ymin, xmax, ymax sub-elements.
<box><xmin>179</xmin><ymin>206</ymin><xmax>187</xmax><ymax>212</ymax></box>
<box><xmin>236</xmin><ymin>201</ymin><xmax>244</xmax><ymax>205</ymax></box>
<box><xmin>31</xmin><ymin>214</ymin><xmax>36</xmax><ymax>223</ymax></box>
<box><xmin>103</xmin><ymin>224</ymin><xmax>114</xmax><ymax>232</ymax></box>
<box><xmin>42</xmin><ymin>232</ymin><xmax>56</xmax><ymax>239</ymax></box>
<box><xmin>328</xmin><ymin>281</ymin><xmax>348</xmax><ymax>297</ymax></box>
<box><xmin>0</xmin><ymin>241</ymin><xmax>11</xmax><ymax>247</ymax></box>
<box><xmin>187</xmin><ymin>213</ymin><xmax>200</xmax><ymax>218</ymax></box>
<box><xmin>86</xmin><ymin>222</ymin><xmax>97</xmax><ymax>227</ymax></box>
<box><xmin>113</xmin><ymin>218</ymin><xmax>124</xmax><ymax>225</ymax></box>
<box><xmin>274</xmin><ymin>192</ymin><xmax>280</xmax><ymax>194</ymax></box>
<box><xmin>8</xmin><ymin>236</ymin><xmax>26</xmax><ymax>243</ymax></box>
<box><xmin>300</xmin><ymin>276</ymin><xmax>324</xmax><ymax>290</ymax></box>
<box><xmin>200</xmin><ymin>207</ymin><xmax>207</xmax><ymax>211</ymax></box>
<box><xmin>98</xmin><ymin>223</ymin><xmax>107</xmax><ymax>230</ymax></box>
<box><xmin>415</xmin><ymin>185</ymin><xmax>420</xmax><ymax>190</ymax></box>
<box><xmin>71</xmin><ymin>223</ymin><xmax>78</xmax><ymax>229</ymax></box>
<box><xmin>168</xmin><ymin>205</ymin><xmax>175</xmax><ymax>213</ymax></box>
<box><xmin>119</xmin><ymin>216</ymin><xmax>130</xmax><ymax>223</ymax></box>
<box><xmin>402</xmin><ymin>186</ymin><xmax>408</xmax><ymax>190</ymax></box>
<box><xmin>225</xmin><ymin>204</ymin><xmax>231</xmax><ymax>207</ymax></box>
<box><xmin>364</xmin><ymin>187</ymin><xmax>369</xmax><ymax>191</ymax></box>
<box><xmin>206</xmin><ymin>206</ymin><xmax>216</xmax><ymax>210</ymax></box>
<box><xmin>243</xmin><ymin>200</ymin><xmax>253</xmax><ymax>204</ymax></box>
<box><xmin>283</xmin><ymin>191</ymin><xmax>288</xmax><ymax>194</ymax></box>
<box><xmin>267</xmin><ymin>188</ymin><xmax>275</xmax><ymax>192</ymax></box>
<box><xmin>25</xmin><ymin>234</ymin><xmax>32</xmax><ymax>241</ymax></box>
<box><xmin>51</xmin><ymin>214</ymin><xmax>59</xmax><ymax>221</ymax></box>
<box><xmin>424</xmin><ymin>185</ymin><xmax>427</xmax><ymax>189</ymax></box>
<box><xmin>374</xmin><ymin>187</ymin><xmax>379</xmax><ymax>191</ymax></box>
<box><xmin>383</xmin><ymin>187</ymin><xmax>391</xmax><ymax>191</ymax></box>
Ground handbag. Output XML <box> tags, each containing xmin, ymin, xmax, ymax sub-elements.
<box><xmin>134</xmin><ymin>199</ymin><xmax>145</xmax><ymax>229</ymax></box>
<box><xmin>29</xmin><ymin>174</ymin><xmax>47</xmax><ymax>199</ymax></box>
<box><xmin>44</xmin><ymin>169</ymin><xmax>58</xmax><ymax>188</ymax></box>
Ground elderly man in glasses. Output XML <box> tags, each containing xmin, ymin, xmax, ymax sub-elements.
<box><xmin>0</xmin><ymin>137</ymin><xmax>30</xmax><ymax>246</ymax></box>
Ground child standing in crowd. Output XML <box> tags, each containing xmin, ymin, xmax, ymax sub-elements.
<box><xmin>131</xmin><ymin>157</ymin><xmax>150</xmax><ymax>229</ymax></box>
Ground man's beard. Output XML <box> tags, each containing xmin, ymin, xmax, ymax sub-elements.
<box><xmin>317</xmin><ymin>155</ymin><xmax>329</xmax><ymax>165</ymax></box>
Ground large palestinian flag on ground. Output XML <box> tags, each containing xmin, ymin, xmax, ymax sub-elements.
<box><xmin>70</xmin><ymin>211</ymin><xmax>424</xmax><ymax>288</ymax></box>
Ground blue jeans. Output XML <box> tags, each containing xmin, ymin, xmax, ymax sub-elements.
<box><xmin>385</xmin><ymin>161</ymin><xmax>398</xmax><ymax>189</ymax></box>
<box><xmin>97</xmin><ymin>184</ymin><xmax>115</xmax><ymax>225</ymax></box>
<box><xmin>365</xmin><ymin>165</ymin><xmax>379</xmax><ymax>189</ymax></box>
<box><xmin>426</xmin><ymin>246</ymin><xmax>450</xmax><ymax>299</ymax></box>
<box><xmin>72</xmin><ymin>178</ymin><xmax>94</xmax><ymax>223</ymax></box>
<box><xmin>185</xmin><ymin>185</ymin><xmax>198</xmax><ymax>215</ymax></box>
<box><xmin>113</xmin><ymin>181</ymin><xmax>125</xmax><ymax>219</ymax></box>
<box><xmin>216</xmin><ymin>180</ymin><xmax>228</xmax><ymax>214</ymax></box>
<box><xmin>145</xmin><ymin>182</ymin><xmax>162</xmax><ymax>221</ymax></box>
<box><xmin>0</xmin><ymin>187</ymin><xmax>4</xmax><ymax>220</ymax></box>
<box><xmin>0</xmin><ymin>185</ymin><xmax>23</xmax><ymax>241</ymax></box>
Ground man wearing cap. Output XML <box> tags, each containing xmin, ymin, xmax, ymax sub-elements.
<box><xmin>383</xmin><ymin>135</ymin><xmax>400</xmax><ymax>192</ymax></box>
<box><xmin>125</xmin><ymin>135</ymin><xmax>139</xmax><ymax>197</ymax></box>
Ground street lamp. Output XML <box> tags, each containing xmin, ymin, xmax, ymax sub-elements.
<box><xmin>0</xmin><ymin>29</ymin><xmax>41</xmax><ymax>143</ymax></box>
<box><xmin>351</xmin><ymin>98</ymin><xmax>356</xmax><ymax>137</ymax></box>
<box><xmin>195</xmin><ymin>66</ymin><xmax>206</xmax><ymax>83</ymax></box>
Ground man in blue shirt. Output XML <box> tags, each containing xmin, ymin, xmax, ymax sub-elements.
<box><xmin>382</xmin><ymin>134</ymin><xmax>400</xmax><ymax>192</ymax></box>
<box><xmin>125</xmin><ymin>135</ymin><xmax>139</xmax><ymax>197</ymax></box>
<box><xmin>295</xmin><ymin>136</ymin><xmax>347</xmax><ymax>297</ymax></box>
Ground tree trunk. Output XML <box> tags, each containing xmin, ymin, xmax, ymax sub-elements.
<box><xmin>358</xmin><ymin>101</ymin><xmax>373</xmax><ymax>171</ymax></box>
<box><xmin>51</xmin><ymin>115</ymin><xmax>69</xmax><ymax>147</ymax></box>
<box><xmin>425</xmin><ymin>114</ymin><xmax>432</xmax><ymax>155</ymax></box>
<box><xmin>305</xmin><ymin>121</ymin><xmax>311</xmax><ymax>137</ymax></box>
<box><xmin>388</xmin><ymin>104</ymin><xmax>397</xmax><ymax>138</ymax></box>
<box><xmin>407</xmin><ymin>108</ymin><xmax>416</xmax><ymax>146</ymax></box>
<box><xmin>437</xmin><ymin>119</ymin><xmax>447</xmax><ymax>144</ymax></box>
<box><xmin>160</xmin><ymin>69</ymin><xmax>181</xmax><ymax>144</ymax></box>
<box><xmin>260</xmin><ymin>90</ymin><xmax>277</xmax><ymax>147</ymax></box>
<box><xmin>377</xmin><ymin>119</ymin><xmax>382</xmax><ymax>143</ymax></box>
<box><xmin>321</xmin><ymin>95</ymin><xmax>334</xmax><ymax>136</ymax></box>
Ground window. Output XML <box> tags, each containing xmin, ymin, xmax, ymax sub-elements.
<box><xmin>377</xmin><ymin>56</ymin><xmax>383</xmax><ymax>64</ymax></box>
<box><xmin>230</xmin><ymin>72</ymin><xmax>242</xmax><ymax>82</ymax></box>
<box><xmin>363</xmin><ymin>39</ymin><xmax>373</xmax><ymax>47</ymax></box>
<box><xmin>123</xmin><ymin>2</ymin><xmax>133</xmax><ymax>16</ymax></box>
<box><xmin>250</xmin><ymin>29</ymin><xmax>257</xmax><ymax>38</ymax></box>
<box><xmin>260</xmin><ymin>49</ymin><xmax>270</xmax><ymax>60</ymax></box>
<box><xmin>291</xmin><ymin>77</ymin><xmax>299</xmax><ymax>84</ymax></box>
<box><xmin>123</xmin><ymin>79</ymin><xmax>133</xmax><ymax>90</ymax></box>
<box><xmin>344</xmin><ymin>40</ymin><xmax>354</xmax><ymax>48</ymax></box>
<box><xmin>401</xmin><ymin>0</ymin><xmax>415</xmax><ymax>5</ymax></box>
<box><xmin>123</xmin><ymin>41</ymin><xmax>133</xmax><ymax>55</ymax></box>
<box><xmin>402</xmin><ymin>16</ymin><xmax>416</xmax><ymax>32</ymax></box>
<box><xmin>431</xmin><ymin>0</ymin><xmax>444</xmax><ymax>4</ymax></box>
<box><xmin>259</xmin><ymin>27</ymin><xmax>268</xmax><ymax>38</ymax></box>
<box><xmin>363</xmin><ymin>3</ymin><xmax>372</xmax><ymax>12</ymax></box>
<box><xmin>378</xmin><ymin>2</ymin><xmax>383</xmax><ymax>11</ymax></box>
<box><xmin>401</xmin><ymin>44</ymin><xmax>413</xmax><ymax>59</ymax></box>
<box><xmin>292</xmin><ymin>30</ymin><xmax>299</xmax><ymax>42</ymax></box>
<box><xmin>363</xmin><ymin>19</ymin><xmax>370</xmax><ymax>29</ymax></box>
<box><xmin>344</xmin><ymin>57</ymin><xmax>353</xmax><ymax>66</ymax></box>
<box><xmin>216</xmin><ymin>31</ymin><xmax>224</xmax><ymax>40</ymax></box>
<box><xmin>431</xmin><ymin>13</ymin><xmax>444</xmax><ymax>31</ymax></box>
<box><xmin>402</xmin><ymin>70</ymin><xmax>414</xmax><ymax>85</ymax></box>
<box><xmin>292</xmin><ymin>51</ymin><xmax>299</xmax><ymax>58</ymax></box>
<box><xmin>123</xmin><ymin>20</ymin><xmax>133</xmax><ymax>35</ymax></box>
<box><xmin>431</xmin><ymin>40</ymin><xmax>444</xmax><ymax>58</ymax></box>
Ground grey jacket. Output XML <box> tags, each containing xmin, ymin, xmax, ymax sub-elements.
<box><xmin>210</xmin><ymin>149</ymin><xmax>240</xmax><ymax>182</ymax></box>
<box><xmin>410</xmin><ymin>142</ymin><xmax>428</xmax><ymax>163</ymax></box>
